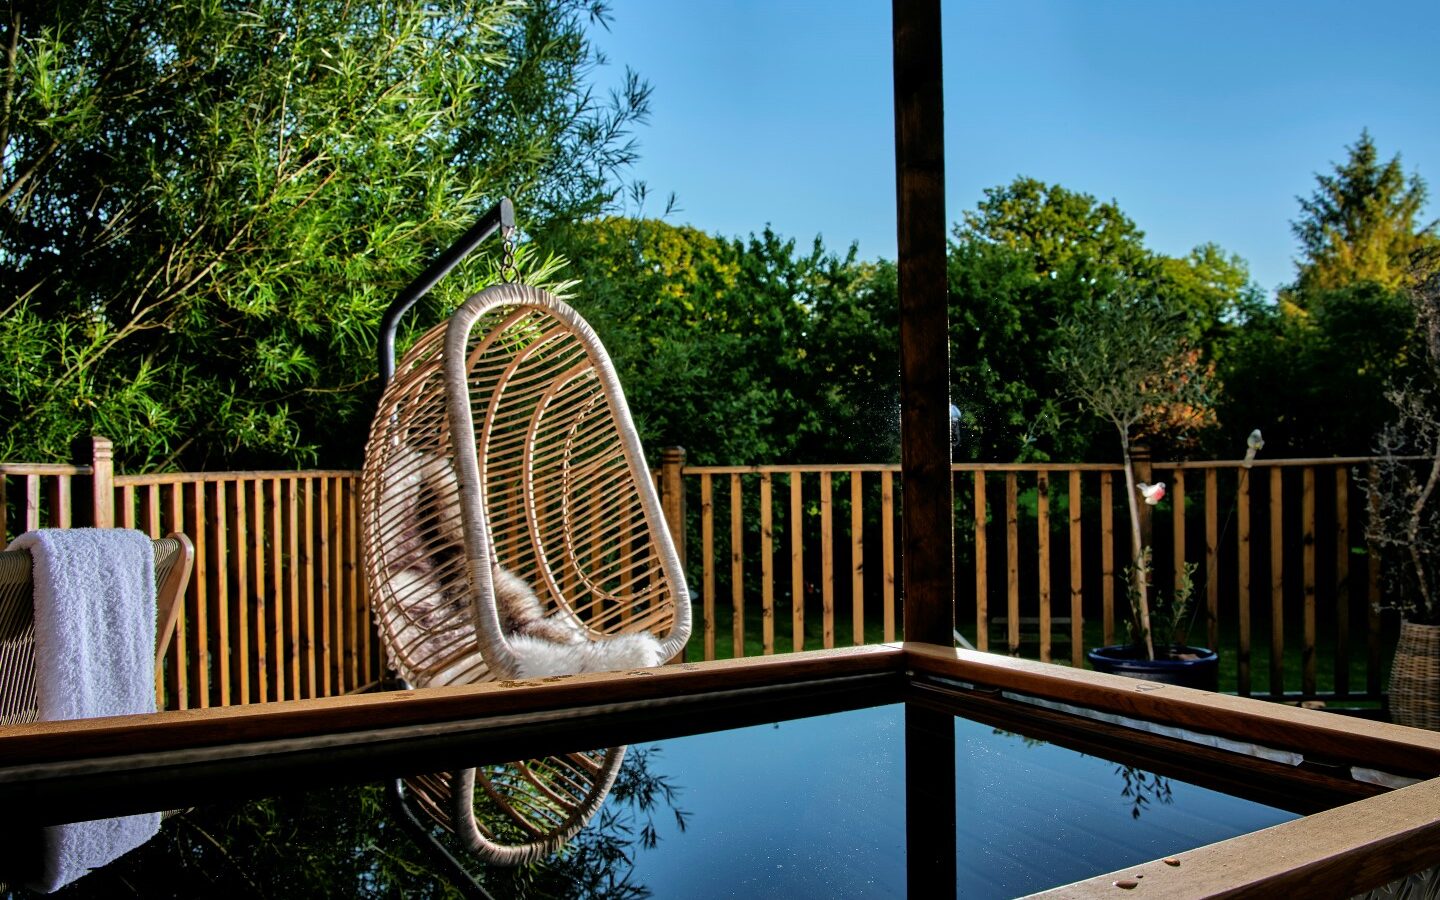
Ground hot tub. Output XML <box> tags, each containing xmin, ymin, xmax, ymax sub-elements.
<box><xmin>0</xmin><ymin>644</ymin><xmax>1437</xmax><ymax>897</ymax></box>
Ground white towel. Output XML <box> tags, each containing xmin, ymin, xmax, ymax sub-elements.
<box><xmin>7</xmin><ymin>528</ymin><xmax>162</xmax><ymax>893</ymax></box>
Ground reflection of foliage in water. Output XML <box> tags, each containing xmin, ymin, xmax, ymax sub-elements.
<box><xmin>1</xmin><ymin>747</ymin><xmax>686</xmax><ymax>899</ymax></box>
<box><xmin>1116</xmin><ymin>765</ymin><xmax>1173</xmax><ymax>820</ymax></box>
<box><xmin>988</xmin><ymin>728</ymin><xmax>1177</xmax><ymax>823</ymax></box>
<box><xmin>472</xmin><ymin>745</ymin><xmax>689</xmax><ymax>899</ymax></box>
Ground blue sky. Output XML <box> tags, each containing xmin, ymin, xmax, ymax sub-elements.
<box><xmin>588</xmin><ymin>1</ymin><xmax>1440</xmax><ymax>297</ymax></box>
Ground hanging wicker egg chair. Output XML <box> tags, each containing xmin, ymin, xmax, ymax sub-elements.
<box><xmin>360</xmin><ymin>280</ymin><xmax>691</xmax><ymax>866</ymax></box>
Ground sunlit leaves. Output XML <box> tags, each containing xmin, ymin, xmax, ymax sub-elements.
<box><xmin>1</xmin><ymin>0</ymin><xmax>647</xmax><ymax>470</ymax></box>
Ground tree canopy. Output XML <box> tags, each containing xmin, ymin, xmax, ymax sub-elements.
<box><xmin>541</xmin><ymin>216</ymin><xmax>898</xmax><ymax>465</ymax></box>
<box><xmin>1</xmin><ymin>11</ymin><xmax>1431</xmax><ymax>476</ymax></box>
<box><xmin>1290</xmin><ymin>130</ymin><xmax>1439</xmax><ymax>297</ymax></box>
<box><xmin>1217</xmin><ymin>132</ymin><xmax>1437</xmax><ymax>456</ymax></box>
<box><xmin>0</xmin><ymin>0</ymin><xmax>647</xmax><ymax>470</ymax></box>
<box><xmin>948</xmin><ymin>178</ymin><xmax>1252</xmax><ymax>462</ymax></box>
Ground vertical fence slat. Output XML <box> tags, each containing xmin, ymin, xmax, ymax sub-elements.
<box><xmin>236</xmin><ymin>480</ymin><xmax>251</xmax><ymax>705</ymax></box>
<box><xmin>289</xmin><ymin>478</ymin><xmax>303</xmax><ymax>697</ymax></box>
<box><xmin>883</xmin><ymin>471</ymin><xmax>896</xmax><ymax>643</ymax></box>
<box><xmin>1205</xmin><ymin>468</ymin><xmax>1219</xmax><ymax>652</ymax></box>
<box><xmin>191</xmin><ymin>482</ymin><xmax>210</xmax><ymax>708</ymax></box>
<box><xmin>214</xmin><ymin>481</ymin><xmax>231</xmax><ymax>707</ymax></box>
<box><xmin>169</xmin><ymin>485</ymin><xmax>188</xmax><ymax>710</ymax></box>
<box><xmin>144</xmin><ymin>485</ymin><xmax>161</xmax><ymax>539</ymax></box>
<box><xmin>821</xmin><ymin>472</ymin><xmax>834</xmax><ymax>650</ymax></box>
<box><xmin>730</xmin><ymin>474</ymin><xmax>744</xmax><ymax>658</ymax></box>
<box><xmin>1302</xmin><ymin>467</ymin><xmax>1317</xmax><ymax>696</ymax></box>
<box><xmin>1100</xmin><ymin>472</ymin><xmax>1115</xmax><ymax>647</ymax></box>
<box><xmin>53</xmin><ymin>476</ymin><xmax>73</xmax><ymax>529</ymax></box>
<box><xmin>790</xmin><ymin>473</ymin><xmax>804</xmax><ymax>652</ymax></box>
<box><xmin>1</xmin><ymin>474</ymin><xmax>8</xmax><ymax>539</ymax></box>
<box><xmin>1335</xmin><ymin>467</ymin><xmax>1350</xmax><ymax>698</ymax></box>
<box><xmin>973</xmin><ymin>472</ymin><xmax>987</xmax><ymax>652</ymax></box>
<box><xmin>346</xmin><ymin>478</ymin><xmax>360</xmax><ymax>692</ymax></box>
<box><xmin>1068</xmin><ymin>471</ymin><xmax>1082</xmax><ymax>668</ymax></box>
<box><xmin>1270</xmin><ymin>468</ymin><xmax>1284</xmax><ymax>698</ymax></box>
<box><xmin>319</xmin><ymin>478</ymin><xmax>332</xmax><ymax>697</ymax></box>
<box><xmin>120</xmin><ymin>485</ymin><xmax>136</xmax><ymax>529</ymax></box>
<box><xmin>329</xmin><ymin>477</ymin><xmax>343</xmax><ymax>695</ymax></box>
<box><xmin>851</xmin><ymin>471</ymin><xmax>864</xmax><ymax>647</ymax></box>
<box><xmin>270</xmin><ymin>479</ymin><xmax>285</xmax><ymax>702</ymax></box>
<box><xmin>25</xmin><ymin>475</ymin><xmax>39</xmax><ymax>532</ymax></box>
<box><xmin>1006</xmin><ymin>472</ymin><xmax>1019</xmax><ymax>655</ymax></box>
<box><xmin>1037</xmin><ymin>472</ymin><xmax>1051</xmax><ymax>664</ymax></box>
<box><xmin>1237</xmin><ymin>470</ymin><xmax>1252</xmax><ymax>696</ymax></box>
<box><xmin>701</xmin><ymin>474</ymin><xmax>715</xmax><ymax>661</ymax></box>
<box><xmin>253</xmin><ymin>479</ymin><xmax>269</xmax><ymax>703</ymax></box>
<box><xmin>304</xmin><ymin>478</ymin><xmax>318</xmax><ymax>697</ymax></box>
<box><xmin>761</xmin><ymin>473</ymin><xmax>774</xmax><ymax>655</ymax></box>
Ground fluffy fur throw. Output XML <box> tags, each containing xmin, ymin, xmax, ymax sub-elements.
<box><xmin>492</xmin><ymin>566</ymin><xmax>663</xmax><ymax>678</ymax></box>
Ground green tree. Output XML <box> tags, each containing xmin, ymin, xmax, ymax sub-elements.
<box><xmin>543</xmin><ymin>216</ymin><xmax>897</xmax><ymax>465</ymax></box>
<box><xmin>1290</xmin><ymin>129</ymin><xmax>1439</xmax><ymax>296</ymax></box>
<box><xmin>958</xmin><ymin>176</ymin><xmax>1156</xmax><ymax>281</ymax></box>
<box><xmin>1218</xmin><ymin>282</ymin><xmax>1415</xmax><ymax>456</ymax></box>
<box><xmin>948</xmin><ymin>178</ymin><xmax>1249</xmax><ymax>461</ymax></box>
<box><xmin>0</xmin><ymin>0</ymin><xmax>647</xmax><ymax>470</ymax></box>
<box><xmin>1216</xmin><ymin>134</ymin><xmax>1437</xmax><ymax>457</ymax></box>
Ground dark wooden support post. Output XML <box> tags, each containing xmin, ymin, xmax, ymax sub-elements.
<box><xmin>893</xmin><ymin>0</ymin><xmax>953</xmax><ymax>645</ymax></box>
<box><xmin>895</xmin><ymin>1</ymin><xmax>957</xmax><ymax>892</ymax></box>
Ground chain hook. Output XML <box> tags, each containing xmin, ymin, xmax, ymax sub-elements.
<box><xmin>500</xmin><ymin>225</ymin><xmax>518</xmax><ymax>284</ymax></box>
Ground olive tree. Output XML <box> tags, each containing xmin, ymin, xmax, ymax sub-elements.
<box><xmin>1050</xmin><ymin>295</ymin><xmax>1214</xmax><ymax>659</ymax></box>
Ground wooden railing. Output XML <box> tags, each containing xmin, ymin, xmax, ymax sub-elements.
<box><xmin>668</xmin><ymin>453</ymin><xmax>1392</xmax><ymax>704</ymax></box>
<box><xmin>0</xmin><ymin>439</ymin><xmax>1395</xmax><ymax>709</ymax></box>
<box><xmin>1</xmin><ymin>439</ymin><xmax>376</xmax><ymax>711</ymax></box>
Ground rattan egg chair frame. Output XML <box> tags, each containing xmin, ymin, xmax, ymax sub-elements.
<box><xmin>360</xmin><ymin>206</ymin><xmax>690</xmax><ymax>870</ymax></box>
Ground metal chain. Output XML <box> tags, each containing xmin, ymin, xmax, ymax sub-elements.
<box><xmin>500</xmin><ymin>225</ymin><xmax>518</xmax><ymax>284</ymax></box>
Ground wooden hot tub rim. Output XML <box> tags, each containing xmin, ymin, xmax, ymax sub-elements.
<box><xmin>904</xmin><ymin>644</ymin><xmax>1440</xmax><ymax>781</ymax></box>
<box><xmin>0</xmin><ymin>642</ymin><xmax>1437</xmax><ymax>896</ymax></box>
<box><xmin>1</xmin><ymin>641</ymin><xmax>1438</xmax><ymax>779</ymax></box>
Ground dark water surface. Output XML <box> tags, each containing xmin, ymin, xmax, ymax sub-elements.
<box><xmin>3</xmin><ymin>703</ymin><xmax>1296</xmax><ymax>899</ymax></box>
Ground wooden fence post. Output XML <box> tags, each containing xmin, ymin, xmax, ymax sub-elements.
<box><xmin>660</xmin><ymin>446</ymin><xmax>687</xmax><ymax>570</ymax></box>
<box><xmin>91</xmin><ymin>437</ymin><xmax>115</xmax><ymax>528</ymax></box>
<box><xmin>70</xmin><ymin>435</ymin><xmax>115</xmax><ymax>528</ymax></box>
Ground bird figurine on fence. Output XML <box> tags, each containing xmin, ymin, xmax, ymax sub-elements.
<box><xmin>1137</xmin><ymin>481</ymin><xmax>1166</xmax><ymax>505</ymax></box>
<box><xmin>1243</xmin><ymin>428</ymin><xmax>1265</xmax><ymax>468</ymax></box>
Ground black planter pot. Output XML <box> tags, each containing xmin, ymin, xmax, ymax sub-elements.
<box><xmin>1086</xmin><ymin>644</ymin><xmax>1220</xmax><ymax>692</ymax></box>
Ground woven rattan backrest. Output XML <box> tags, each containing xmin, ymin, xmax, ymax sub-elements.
<box><xmin>362</xmin><ymin>282</ymin><xmax>690</xmax><ymax>685</ymax></box>
<box><xmin>0</xmin><ymin>534</ymin><xmax>191</xmax><ymax>725</ymax></box>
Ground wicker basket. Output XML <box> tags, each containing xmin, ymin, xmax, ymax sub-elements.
<box><xmin>1389</xmin><ymin>620</ymin><xmax>1440</xmax><ymax>731</ymax></box>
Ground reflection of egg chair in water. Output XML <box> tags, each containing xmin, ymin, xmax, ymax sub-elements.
<box><xmin>361</xmin><ymin>253</ymin><xmax>691</xmax><ymax>867</ymax></box>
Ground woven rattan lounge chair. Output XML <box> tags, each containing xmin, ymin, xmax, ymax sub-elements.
<box><xmin>0</xmin><ymin>532</ymin><xmax>194</xmax><ymax>725</ymax></box>
<box><xmin>361</xmin><ymin>281</ymin><xmax>691</xmax><ymax>866</ymax></box>
<box><xmin>0</xmin><ymin>531</ymin><xmax>194</xmax><ymax>890</ymax></box>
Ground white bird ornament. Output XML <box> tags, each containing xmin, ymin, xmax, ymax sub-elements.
<box><xmin>1137</xmin><ymin>481</ymin><xmax>1166</xmax><ymax>505</ymax></box>
<box><xmin>1243</xmin><ymin>428</ymin><xmax>1264</xmax><ymax>468</ymax></box>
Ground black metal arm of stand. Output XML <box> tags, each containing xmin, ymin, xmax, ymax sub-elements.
<box><xmin>377</xmin><ymin>197</ymin><xmax>515</xmax><ymax>386</ymax></box>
